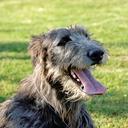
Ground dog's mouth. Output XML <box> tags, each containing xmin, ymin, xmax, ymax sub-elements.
<box><xmin>69</xmin><ymin>68</ymin><xmax>107</xmax><ymax>95</ymax></box>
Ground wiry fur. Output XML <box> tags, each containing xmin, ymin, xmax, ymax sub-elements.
<box><xmin>0</xmin><ymin>25</ymin><xmax>107</xmax><ymax>128</ymax></box>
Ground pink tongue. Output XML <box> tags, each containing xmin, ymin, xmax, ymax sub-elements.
<box><xmin>74</xmin><ymin>70</ymin><xmax>107</xmax><ymax>95</ymax></box>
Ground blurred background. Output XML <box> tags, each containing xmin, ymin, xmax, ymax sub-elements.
<box><xmin>0</xmin><ymin>0</ymin><xmax>128</xmax><ymax>127</ymax></box>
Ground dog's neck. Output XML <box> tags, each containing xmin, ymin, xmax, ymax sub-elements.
<box><xmin>18</xmin><ymin>79</ymin><xmax>81</xmax><ymax>127</ymax></box>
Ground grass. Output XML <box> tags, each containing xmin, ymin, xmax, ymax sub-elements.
<box><xmin>0</xmin><ymin>0</ymin><xmax>128</xmax><ymax>127</ymax></box>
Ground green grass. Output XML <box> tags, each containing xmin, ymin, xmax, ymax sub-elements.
<box><xmin>0</xmin><ymin>0</ymin><xmax>128</xmax><ymax>127</ymax></box>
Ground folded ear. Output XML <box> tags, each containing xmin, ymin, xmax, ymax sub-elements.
<box><xmin>28</xmin><ymin>35</ymin><xmax>45</xmax><ymax>66</ymax></box>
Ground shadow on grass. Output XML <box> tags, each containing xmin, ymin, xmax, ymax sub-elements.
<box><xmin>0</xmin><ymin>55</ymin><xmax>29</xmax><ymax>60</ymax></box>
<box><xmin>0</xmin><ymin>41</ymin><xmax>30</xmax><ymax>60</ymax></box>
<box><xmin>0</xmin><ymin>96</ymin><xmax>7</xmax><ymax>103</ymax></box>
<box><xmin>0</xmin><ymin>41</ymin><xmax>28</xmax><ymax>52</ymax></box>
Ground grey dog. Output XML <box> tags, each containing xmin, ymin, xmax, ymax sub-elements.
<box><xmin>0</xmin><ymin>25</ymin><xmax>108</xmax><ymax>128</ymax></box>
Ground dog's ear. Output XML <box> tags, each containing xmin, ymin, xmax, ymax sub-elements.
<box><xmin>28</xmin><ymin>35</ymin><xmax>46</xmax><ymax>66</ymax></box>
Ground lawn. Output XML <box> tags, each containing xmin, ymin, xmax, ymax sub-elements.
<box><xmin>0</xmin><ymin>0</ymin><xmax>128</xmax><ymax>127</ymax></box>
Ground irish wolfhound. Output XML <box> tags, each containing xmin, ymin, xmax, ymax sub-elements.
<box><xmin>0</xmin><ymin>25</ymin><xmax>108</xmax><ymax>128</ymax></box>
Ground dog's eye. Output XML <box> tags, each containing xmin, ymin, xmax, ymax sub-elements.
<box><xmin>84</xmin><ymin>33</ymin><xmax>89</xmax><ymax>38</ymax></box>
<box><xmin>58</xmin><ymin>35</ymin><xmax>72</xmax><ymax>46</ymax></box>
<box><xmin>85</xmin><ymin>33</ymin><xmax>88</xmax><ymax>37</ymax></box>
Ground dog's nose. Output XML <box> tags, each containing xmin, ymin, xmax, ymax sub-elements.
<box><xmin>87</xmin><ymin>49</ymin><xmax>104</xmax><ymax>64</ymax></box>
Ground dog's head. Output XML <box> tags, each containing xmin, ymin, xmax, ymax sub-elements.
<box><xmin>28</xmin><ymin>25</ymin><xmax>108</xmax><ymax>101</ymax></box>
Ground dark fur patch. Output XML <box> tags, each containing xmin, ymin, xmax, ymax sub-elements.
<box><xmin>5</xmin><ymin>97</ymin><xmax>68</xmax><ymax>128</ymax></box>
<box><xmin>46</xmin><ymin>76</ymin><xmax>66</xmax><ymax>101</ymax></box>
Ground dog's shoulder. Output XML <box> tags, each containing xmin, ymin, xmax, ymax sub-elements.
<box><xmin>0</xmin><ymin>96</ymin><xmax>67</xmax><ymax>128</ymax></box>
<box><xmin>0</xmin><ymin>99</ymin><xmax>12</xmax><ymax>128</ymax></box>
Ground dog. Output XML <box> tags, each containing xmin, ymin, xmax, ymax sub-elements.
<box><xmin>0</xmin><ymin>25</ymin><xmax>108</xmax><ymax>128</ymax></box>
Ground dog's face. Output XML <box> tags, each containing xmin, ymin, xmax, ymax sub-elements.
<box><xmin>29</xmin><ymin>25</ymin><xmax>108</xmax><ymax>101</ymax></box>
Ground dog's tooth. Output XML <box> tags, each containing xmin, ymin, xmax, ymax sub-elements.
<box><xmin>77</xmin><ymin>78</ymin><xmax>80</xmax><ymax>82</ymax></box>
<box><xmin>73</xmin><ymin>74</ymin><xmax>76</xmax><ymax>78</ymax></box>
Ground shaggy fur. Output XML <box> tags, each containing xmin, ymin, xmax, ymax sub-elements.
<box><xmin>0</xmin><ymin>25</ymin><xmax>107</xmax><ymax>128</ymax></box>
